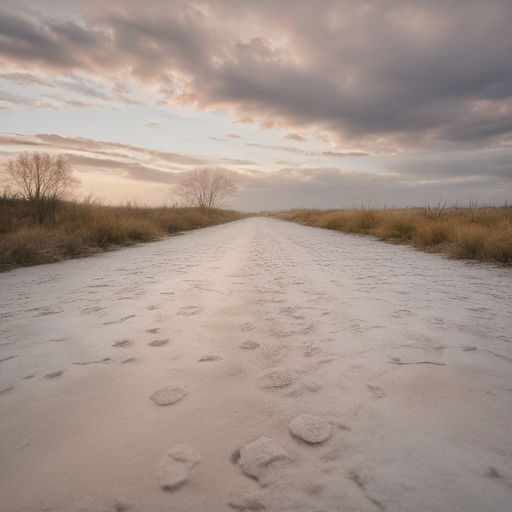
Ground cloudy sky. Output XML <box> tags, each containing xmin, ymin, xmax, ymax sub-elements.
<box><xmin>1</xmin><ymin>0</ymin><xmax>511</xmax><ymax>210</ymax></box>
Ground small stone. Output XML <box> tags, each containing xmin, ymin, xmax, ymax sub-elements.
<box><xmin>240</xmin><ymin>341</ymin><xmax>259</xmax><ymax>349</ymax></box>
<box><xmin>198</xmin><ymin>355</ymin><xmax>221</xmax><ymax>362</ymax></box>
<box><xmin>148</xmin><ymin>339</ymin><xmax>169</xmax><ymax>347</ymax></box>
<box><xmin>289</xmin><ymin>414</ymin><xmax>332</xmax><ymax>444</ymax></box>
<box><xmin>238</xmin><ymin>437</ymin><xmax>289</xmax><ymax>481</ymax></box>
<box><xmin>150</xmin><ymin>385</ymin><xmax>189</xmax><ymax>405</ymax></box>
<box><xmin>44</xmin><ymin>371</ymin><xmax>63</xmax><ymax>379</ymax></box>
<box><xmin>257</xmin><ymin>371</ymin><xmax>292</xmax><ymax>389</ymax></box>
<box><xmin>157</xmin><ymin>444</ymin><xmax>201</xmax><ymax>490</ymax></box>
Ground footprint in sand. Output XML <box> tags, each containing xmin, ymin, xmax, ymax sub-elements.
<box><xmin>121</xmin><ymin>358</ymin><xmax>137</xmax><ymax>364</ymax></box>
<box><xmin>0</xmin><ymin>385</ymin><xmax>15</xmax><ymax>394</ymax></box>
<box><xmin>148</xmin><ymin>339</ymin><xmax>170</xmax><ymax>347</ymax></box>
<box><xmin>157</xmin><ymin>445</ymin><xmax>201</xmax><ymax>490</ymax></box>
<box><xmin>198</xmin><ymin>355</ymin><xmax>221</xmax><ymax>362</ymax></box>
<box><xmin>367</xmin><ymin>384</ymin><xmax>386</xmax><ymax>398</ymax></box>
<box><xmin>150</xmin><ymin>386</ymin><xmax>189</xmax><ymax>405</ymax></box>
<box><xmin>303</xmin><ymin>345</ymin><xmax>321</xmax><ymax>357</ymax></box>
<box><xmin>103</xmin><ymin>315</ymin><xmax>136</xmax><ymax>325</ymax></box>
<box><xmin>146</xmin><ymin>328</ymin><xmax>160</xmax><ymax>334</ymax></box>
<box><xmin>112</xmin><ymin>339</ymin><xmax>132</xmax><ymax>348</ymax></box>
<box><xmin>289</xmin><ymin>414</ymin><xmax>333</xmax><ymax>443</ymax></box>
<box><xmin>44</xmin><ymin>371</ymin><xmax>63</xmax><ymax>379</ymax></box>
<box><xmin>228</xmin><ymin>494</ymin><xmax>266</xmax><ymax>511</ymax></box>
<box><xmin>240</xmin><ymin>340</ymin><xmax>259</xmax><ymax>349</ymax></box>
<box><xmin>241</xmin><ymin>323</ymin><xmax>256</xmax><ymax>332</ymax></box>
<box><xmin>0</xmin><ymin>355</ymin><xmax>17</xmax><ymax>363</ymax></box>
<box><xmin>177</xmin><ymin>307</ymin><xmax>200</xmax><ymax>316</ymax></box>
<box><xmin>237</xmin><ymin>437</ymin><xmax>289</xmax><ymax>482</ymax></box>
<box><xmin>257</xmin><ymin>371</ymin><xmax>293</xmax><ymax>389</ymax></box>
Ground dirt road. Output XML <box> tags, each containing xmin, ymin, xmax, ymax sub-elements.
<box><xmin>1</xmin><ymin>217</ymin><xmax>511</xmax><ymax>511</ymax></box>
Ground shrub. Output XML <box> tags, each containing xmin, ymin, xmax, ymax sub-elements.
<box><xmin>273</xmin><ymin>205</ymin><xmax>512</xmax><ymax>265</ymax></box>
<box><xmin>0</xmin><ymin>196</ymin><xmax>251</xmax><ymax>269</ymax></box>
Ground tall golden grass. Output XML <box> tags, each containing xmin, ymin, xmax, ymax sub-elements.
<box><xmin>273</xmin><ymin>205</ymin><xmax>512</xmax><ymax>265</ymax></box>
<box><xmin>0</xmin><ymin>194</ymin><xmax>251</xmax><ymax>269</ymax></box>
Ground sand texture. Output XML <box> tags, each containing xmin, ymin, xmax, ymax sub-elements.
<box><xmin>157</xmin><ymin>445</ymin><xmax>201</xmax><ymax>490</ymax></box>
<box><xmin>0</xmin><ymin>217</ymin><xmax>511</xmax><ymax>511</ymax></box>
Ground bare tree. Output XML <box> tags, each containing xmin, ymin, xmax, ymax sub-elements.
<box><xmin>3</xmin><ymin>151</ymin><xmax>80</xmax><ymax>222</ymax></box>
<box><xmin>170</xmin><ymin>167</ymin><xmax>238</xmax><ymax>213</ymax></box>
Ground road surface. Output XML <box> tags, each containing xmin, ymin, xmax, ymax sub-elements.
<box><xmin>1</xmin><ymin>217</ymin><xmax>511</xmax><ymax>512</ymax></box>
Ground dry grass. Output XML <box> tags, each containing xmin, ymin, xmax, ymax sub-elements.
<box><xmin>0</xmin><ymin>195</ymin><xmax>251</xmax><ymax>269</ymax></box>
<box><xmin>273</xmin><ymin>205</ymin><xmax>512</xmax><ymax>265</ymax></box>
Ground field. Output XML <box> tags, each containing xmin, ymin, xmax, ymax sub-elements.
<box><xmin>0</xmin><ymin>194</ymin><xmax>251</xmax><ymax>269</ymax></box>
<box><xmin>273</xmin><ymin>205</ymin><xmax>512</xmax><ymax>265</ymax></box>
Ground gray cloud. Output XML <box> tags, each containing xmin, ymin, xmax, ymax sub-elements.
<box><xmin>65</xmin><ymin>99</ymin><xmax>95</xmax><ymax>108</ymax></box>
<box><xmin>0</xmin><ymin>88</ymin><xmax>34</xmax><ymax>106</ymax></box>
<box><xmin>142</xmin><ymin>121</ymin><xmax>165</xmax><ymax>130</ymax></box>
<box><xmin>285</xmin><ymin>133</ymin><xmax>306</xmax><ymax>142</ymax></box>
<box><xmin>0</xmin><ymin>0</ymin><xmax>511</xmax><ymax>206</ymax></box>
<box><xmin>2</xmin><ymin>1</ymin><xmax>512</xmax><ymax>152</ymax></box>
<box><xmin>0</xmin><ymin>72</ymin><xmax>48</xmax><ymax>86</ymax></box>
<box><xmin>122</xmin><ymin>164</ymin><xmax>180</xmax><ymax>184</ymax></box>
<box><xmin>246</xmin><ymin>142</ymin><xmax>368</xmax><ymax>158</ymax></box>
<box><xmin>65</xmin><ymin>153</ymin><xmax>180</xmax><ymax>183</ymax></box>
<box><xmin>231</xmin><ymin>163</ymin><xmax>512</xmax><ymax>212</ymax></box>
<box><xmin>0</xmin><ymin>133</ymin><xmax>260</xmax><ymax>174</ymax></box>
<box><xmin>1</xmin><ymin>132</ymin><xmax>510</xmax><ymax>208</ymax></box>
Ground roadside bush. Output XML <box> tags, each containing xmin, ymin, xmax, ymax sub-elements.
<box><xmin>0</xmin><ymin>197</ymin><xmax>251</xmax><ymax>269</ymax></box>
<box><xmin>273</xmin><ymin>205</ymin><xmax>512</xmax><ymax>265</ymax></box>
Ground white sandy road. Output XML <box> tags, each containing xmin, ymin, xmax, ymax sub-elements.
<box><xmin>0</xmin><ymin>217</ymin><xmax>511</xmax><ymax>512</ymax></box>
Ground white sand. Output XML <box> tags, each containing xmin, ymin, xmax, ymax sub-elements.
<box><xmin>0</xmin><ymin>217</ymin><xmax>511</xmax><ymax>512</ymax></box>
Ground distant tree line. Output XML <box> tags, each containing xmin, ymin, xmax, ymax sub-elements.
<box><xmin>2</xmin><ymin>152</ymin><xmax>239</xmax><ymax>221</ymax></box>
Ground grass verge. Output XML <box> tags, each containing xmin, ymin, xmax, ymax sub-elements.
<box><xmin>272</xmin><ymin>206</ymin><xmax>512</xmax><ymax>265</ymax></box>
<box><xmin>0</xmin><ymin>196</ymin><xmax>252</xmax><ymax>270</ymax></box>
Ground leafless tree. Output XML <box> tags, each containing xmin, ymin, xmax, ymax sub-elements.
<box><xmin>170</xmin><ymin>167</ymin><xmax>238</xmax><ymax>213</ymax></box>
<box><xmin>3</xmin><ymin>151</ymin><xmax>80</xmax><ymax>222</ymax></box>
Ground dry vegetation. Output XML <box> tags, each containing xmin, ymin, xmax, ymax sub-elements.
<box><xmin>0</xmin><ymin>193</ymin><xmax>250</xmax><ymax>270</ymax></box>
<box><xmin>273</xmin><ymin>204</ymin><xmax>512</xmax><ymax>265</ymax></box>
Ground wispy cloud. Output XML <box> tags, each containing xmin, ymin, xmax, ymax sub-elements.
<box><xmin>285</xmin><ymin>133</ymin><xmax>306</xmax><ymax>142</ymax></box>
<box><xmin>0</xmin><ymin>133</ymin><xmax>260</xmax><ymax>176</ymax></box>
<box><xmin>1</xmin><ymin>132</ymin><xmax>509</xmax><ymax>209</ymax></box>
<box><xmin>246</xmin><ymin>142</ymin><xmax>369</xmax><ymax>158</ymax></box>
<box><xmin>142</xmin><ymin>121</ymin><xmax>165</xmax><ymax>130</ymax></box>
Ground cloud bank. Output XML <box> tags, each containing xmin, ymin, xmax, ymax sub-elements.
<box><xmin>1</xmin><ymin>0</ymin><xmax>512</xmax><ymax>153</ymax></box>
<box><xmin>1</xmin><ymin>133</ymin><xmax>510</xmax><ymax>210</ymax></box>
